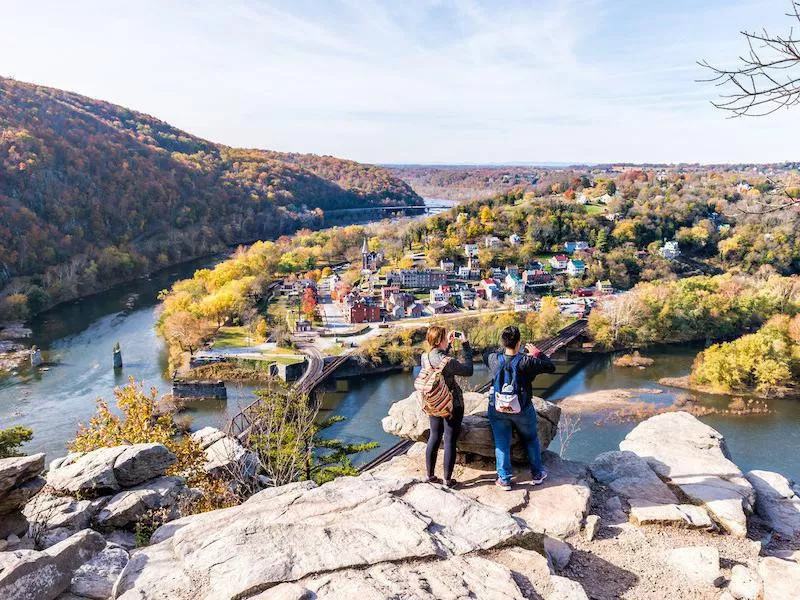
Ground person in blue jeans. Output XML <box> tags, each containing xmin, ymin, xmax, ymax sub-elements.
<box><xmin>485</xmin><ymin>325</ymin><xmax>556</xmax><ymax>491</ymax></box>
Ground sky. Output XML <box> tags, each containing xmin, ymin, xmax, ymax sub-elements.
<box><xmin>1</xmin><ymin>0</ymin><xmax>798</xmax><ymax>164</ymax></box>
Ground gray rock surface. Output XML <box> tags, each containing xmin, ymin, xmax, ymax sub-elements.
<box><xmin>0</xmin><ymin>512</ymin><xmax>29</xmax><ymax>539</ymax></box>
<box><xmin>114</xmin><ymin>473</ymin><xmax>530</xmax><ymax>599</ymax></box>
<box><xmin>583</xmin><ymin>514</ymin><xmax>600</xmax><ymax>541</ymax></box>
<box><xmin>69</xmin><ymin>544</ymin><xmax>129</xmax><ymax>599</ymax></box>
<box><xmin>0</xmin><ymin>476</ymin><xmax>45</xmax><ymax>514</ymax></box>
<box><xmin>666</xmin><ymin>546</ymin><xmax>721</xmax><ymax>587</ymax></box>
<box><xmin>628</xmin><ymin>500</ymin><xmax>713</xmax><ymax>529</ymax></box>
<box><xmin>620</xmin><ymin>412</ymin><xmax>754</xmax><ymax>537</ymax></box>
<box><xmin>589</xmin><ymin>450</ymin><xmax>679</xmax><ymax>505</ymax></box>
<box><xmin>728</xmin><ymin>564</ymin><xmax>760</xmax><ymax>600</ymax></box>
<box><xmin>0</xmin><ymin>529</ymin><xmax>106</xmax><ymax>600</ymax></box>
<box><xmin>203</xmin><ymin>437</ymin><xmax>257</xmax><ymax>478</ymax></box>
<box><xmin>0</xmin><ymin>454</ymin><xmax>45</xmax><ymax>495</ymax></box>
<box><xmin>382</xmin><ymin>391</ymin><xmax>560</xmax><ymax>459</ymax></box>
<box><xmin>758</xmin><ymin>556</ymin><xmax>800</xmax><ymax>600</ymax></box>
<box><xmin>549</xmin><ymin>576</ymin><xmax>589</xmax><ymax>599</ymax></box>
<box><xmin>23</xmin><ymin>495</ymin><xmax>109</xmax><ymax>531</ymax></box>
<box><xmin>94</xmin><ymin>476</ymin><xmax>188</xmax><ymax>529</ymax></box>
<box><xmin>190</xmin><ymin>427</ymin><xmax>227</xmax><ymax>450</ymax></box>
<box><xmin>47</xmin><ymin>447</ymin><xmax>127</xmax><ymax>495</ymax></box>
<box><xmin>544</xmin><ymin>536</ymin><xmax>572</xmax><ymax>570</ymax></box>
<box><xmin>112</xmin><ymin>444</ymin><xmax>176</xmax><ymax>488</ymax></box>
<box><xmin>745</xmin><ymin>470</ymin><xmax>800</xmax><ymax>537</ymax></box>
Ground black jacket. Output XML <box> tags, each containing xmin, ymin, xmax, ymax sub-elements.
<box><xmin>484</xmin><ymin>349</ymin><xmax>556</xmax><ymax>405</ymax></box>
<box><xmin>424</xmin><ymin>342</ymin><xmax>474</xmax><ymax>409</ymax></box>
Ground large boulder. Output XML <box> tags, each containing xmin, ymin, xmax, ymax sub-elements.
<box><xmin>190</xmin><ymin>427</ymin><xmax>227</xmax><ymax>450</ymax></box>
<box><xmin>46</xmin><ymin>448</ymin><xmax>127</xmax><ymax>495</ymax></box>
<box><xmin>745</xmin><ymin>470</ymin><xmax>800</xmax><ymax>537</ymax></box>
<box><xmin>47</xmin><ymin>444</ymin><xmax>176</xmax><ymax>496</ymax></box>
<box><xmin>0</xmin><ymin>529</ymin><xmax>106</xmax><ymax>600</ymax></box>
<box><xmin>23</xmin><ymin>494</ymin><xmax>109</xmax><ymax>531</ymax></box>
<box><xmin>0</xmin><ymin>476</ymin><xmax>45</xmax><ymax>515</ymax></box>
<box><xmin>758</xmin><ymin>556</ymin><xmax>800</xmax><ymax>600</ymax></box>
<box><xmin>382</xmin><ymin>391</ymin><xmax>560</xmax><ymax>460</ymax></box>
<box><xmin>0</xmin><ymin>454</ymin><xmax>45</xmax><ymax>497</ymax></box>
<box><xmin>666</xmin><ymin>546</ymin><xmax>721</xmax><ymax>588</ymax></box>
<box><xmin>112</xmin><ymin>444</ymin><xmax>177</xmax><ymax>488</ymax></box>
<box><xmin>203</xmin><ymin>436</ymin><xmax>258</xmax><ymax>478</ymax></box>
<box><xmin>113</xmin><ymin>473</ymin><xmax>531</xmax><ymax>599</ymax></box>
<box><xmin>619</xmin><ymin>412</ymin><xmax>754</xmax><ymax>537</ymax></box>
<box><xmin>589</xmin><ymin>450</ymin><xmax>712</xmax><ymax>530</ymax></box>
<box><xmin>68</xmin><ymin>544</ymin><xmax>129</xmax><ymax>600</ymax></box>
<box><xmin>94</xmin><ymin>476</ymin><xmax>191</xmax><ymax>530</ymax></box>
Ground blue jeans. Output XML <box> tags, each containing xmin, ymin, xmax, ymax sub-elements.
<box><xmin>488</xmin><ymin>401</ymin><xmax>544</xmax><ymax>483</ymax></box>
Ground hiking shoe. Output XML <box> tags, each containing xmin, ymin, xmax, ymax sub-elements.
<box><xmin>426</xmin><ymin>475</ymin><xmax>442</xmax><ymax>484</ymax></box>
<box><xmin>530</xmin><ymin>470</ymin><xmax>548</xmax><ymax>486</ymax></box>
<box><xmin>444</xmin><ymin>478</ymin><xmax>458</xmax><ymax>489</ymax></box>
<box><xmin>495</xmin><ymin>478</ymin><xmax>512</xmax><ymax>491</ymax></box>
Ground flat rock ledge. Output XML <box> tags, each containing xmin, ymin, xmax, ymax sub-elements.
<box><xmin>113</xmin><ymin>472</ymin><xmax>562</xmax><ymax>599</ymax></box>
<box><xmin>382</xmin><ymin>391</ymin><xmax>560</xmax><ymax>461</ymax></box>
<box><xmin>619</xmin><ymin>411</ymin><xmax>754</xmax><ymax>537</ymax></box>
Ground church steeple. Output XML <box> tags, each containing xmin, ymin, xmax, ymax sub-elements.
<box><xmin>362</xmin><ymin>237</ymin><xmax>369</xmax><ymax>271</ymax></box>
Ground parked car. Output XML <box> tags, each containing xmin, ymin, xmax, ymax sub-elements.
<box><xmin>576</xmin><ymin>288</ymin><xmax>594</xmax><ymax>297</ymax></box>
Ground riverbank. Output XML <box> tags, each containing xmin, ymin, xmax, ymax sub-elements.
<box><xmin>660</xmin><ymin>374</ymin><xmax>800</xmax><ymax>401</ymax></box>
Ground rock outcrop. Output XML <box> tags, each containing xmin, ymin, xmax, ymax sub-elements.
<box><xmin>619</xmin><ymin>411</ymin><xmax>754</xmax><ymax>537</ymax></box>
<box><xmin>382</xmin><ymin>391</ymin><xmax>560</xmax><ymax>460</ymax></box>
<box><xmin>589</xmin><ymin>450</ymin><xmax>713</xmax><ymax>530</ymax></box>
<box><xmin>0</xmin><ymin>454</ymin><xmax>45</xmax><ymax>539</ymax></box>
<box><xmin>113</xmin><ymin>473</ymin><xmax>534</xmax><ymax>599</ymax></box>
<box><xmin>0</xmin><ymin>529</ymin><xmax>107</xmax><ymax>600</ymax></box>
<box><xmin>191</xmin><ymin>427</ymin><xmax>257</xmax><ymax>479</ymax></box>
<box><xmin>745</xmin><ymin>469</ymin><xmax>800</xmax><ymax>537</ymax></box>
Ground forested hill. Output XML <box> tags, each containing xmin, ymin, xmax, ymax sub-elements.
<box><xmin>0</xmin><ymin>77</ymin><xmax>421</xmax><ymax>318</ymax></box>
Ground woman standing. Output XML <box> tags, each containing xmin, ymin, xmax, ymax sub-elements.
<box><xmin>422</xmin><ymin>325</ymin><xmax>473</xmax><ymax>487</ymax></box>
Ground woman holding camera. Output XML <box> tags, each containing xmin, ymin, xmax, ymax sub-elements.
<box><xmin>422</xmin><ymin>325</ymin><xmax>473</xmax><ymax>487</ymax></box>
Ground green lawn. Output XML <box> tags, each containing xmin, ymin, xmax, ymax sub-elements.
<box><xmin>583</xmin><ymin>204</ymin><xmax>605</xmax><ymax>215</ymax></box>
<box><xmin>214</xmin><ymin>326</ymin><xmax>253</xmax><ymax>348</ymax></box>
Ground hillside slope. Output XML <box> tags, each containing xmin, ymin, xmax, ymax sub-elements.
<box><xmin>0</xmin><ymin>77</ymin><xmax>421</xmax><ymax>317</ymax></box>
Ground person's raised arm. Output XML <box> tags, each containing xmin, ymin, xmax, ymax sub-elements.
<box><xmin>521</xmin><ymin>343</ymin><xmax>556</xmax><ymax>375</ymax></box>
<box><xmin>444</xmin><ymin>331</ymin><xmax>473</xmax><ymax>377</ymax></box>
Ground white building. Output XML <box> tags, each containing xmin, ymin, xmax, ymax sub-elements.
<box><xmin>509</xmin><ymin>233</ymin><xmax>522</xmax><ymax>246</ymax></box>
<box><xmin>659</xmin><ymin>240</ymin><xmax>681</xmax><ymax>260</ymax></box>
<box><xmin>439</xmin><ymin>259</ymin><xmax>455</xmax><ymax>272</ymax></box>
<box><xmin>566</xmin><ymin>259</ymin><xmax>586</xmax><ymax>277</ymax></box>
<box><xmin>464</xmin><ymin>243</ymin><xmax>479</xmax><ymax>257</ymax></box>
<box><xmin>484</xmin><ymin>236</ymin><xmax>501</xmax><ymax>248</ymax></box>
<box><xmin>549</xmin><ymin>254</ymin><xmax>569</xmax><ymax>270</ymax></box>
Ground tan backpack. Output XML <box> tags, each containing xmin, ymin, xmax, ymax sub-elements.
<box><xmin>414</xmin><ymin>353</ymin><xmax>453</xmax><ymax>418</ymax></box>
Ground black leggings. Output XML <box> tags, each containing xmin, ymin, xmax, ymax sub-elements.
<box><xmin>426</xmin><ymin>404</ymin><xmax>464</xmax><ymax>480</ymax></box>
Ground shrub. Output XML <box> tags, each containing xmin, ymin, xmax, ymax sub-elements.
<box><xmin>0</xmin><ymin>426</ymin><xmax>33</xmax><ymax>458</ymax></box>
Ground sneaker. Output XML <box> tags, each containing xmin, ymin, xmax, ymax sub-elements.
<box><xmin>443</xmin><ymin>478</ymin><xmax>458</xmax><ymax>489</ymax></box>
<box><xmin>530</xmin><ymin>470</ymin><xmax>548</xmax><ymax>486</ymax></box>
<box><xmin>426</xmin><ymin>475</ymin><xmax>442</xmax><ymax>484</ymax></box>
<box><xmin>495</xmin><ymin>478</ymin><xmax>512</xmax><ymax>491</ymax></box>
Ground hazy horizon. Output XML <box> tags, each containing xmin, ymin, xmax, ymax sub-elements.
<box><xmin>3</xmin><ymin>0</ymin><xmax>799</xmax><ymax>165</ymax></box>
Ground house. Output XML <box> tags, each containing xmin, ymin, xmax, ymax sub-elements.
<box><xmin>523</xmin><ymin>270</ymin><xmax>554</xmax><ymax>290</ymax></box>
<box><xmin>457</xmin><ymin>265</ymin><xmax>481</xmax><ymax>280</ymax></box>
<box><xmin>564</xmin><ymin>241</ymin><xmax>589</xmax><ymax>254</ymax></box>
<box><xmin>390</xmin><ymin>305</ymin><xmax>405</xmax><ymax>320</ymax></box>
<box><xmin>509</xmin><ymin>233</ymin><xmax>522</xmax><ymax>246</ymax></box>
<box><xmin>406</xmin><ymin>302</ymin><xmax>424</xmax><ymax>318</ymax></box>
<box><xmin>317</xmin><ymin>274</ymin><xmax>340</xmax><ymax>299</ymax></box>
<box><xmin>428</xmin><ymin>301</ymin><xmax>457</xmax><ymax>315</ymax></box>
<box><xmin>595</xmin><ymin>193</ymin><xmax>613</xmax><ymax>204</ymax></box>
<box><xmin>484</xmin><ymin>236</ymin><xmax>501</xmax><ymax>248</ymax></box>
<box><xmin>480</xmin><ymin>278</ymin><xmax>504</xmax><ymax>301</ymax></box>
<box><xmin>295</xmin><ymin>319</ymin><xmax>312</xmax><ymax>332</ymax></box>
<box><xmin>596</xmin><ymin>280</ymin><xmax>614</xmax><ymax>294</ymax></box>
<box><xmin>439</xmin><ymin>259</ymin><xmax>455</xmax><ymax>273</ymax></box>
<box><xmin>429</xmin><ymin>285</ymin><xmax>452</xmax><ymax>304</ymax></box>
<box><xmin>736</xmin><ymin>181</ymin><xmax>752</xmax><ymax>193</ymax></box>
<box><xmin>577</xmin><ymin>193</ymin><xmax>588</xmax><ymax>205</ymax></box>
<box><xmin>389</xmin><ymin>291</ymin><xmax>414</xmax><ymax>310</ymax></box>
<box><xmin>504</xmin><ymin>272</ymin><xmax>525</xmax><ymax>296</ymax></box>
<box><xmin>549</xmin><ymin>254</ymin><xmax>569</xmax><ymax>270</ymax></box>
<box><xmin>567</xmin><ymin>259</ymin><xmax>586</xmax><ymax>277</ymax></box>
<box><xmin>464</xmin><ymin>243</ymin><xmax>479</xmax><ymax>258</ymax></box>
<box><xmin>659</xmin><ymin>240</ymin><xmax>681</xmax><ymax>260</ymax></box>
<box><xmin>347</xmin><ymin>297</ymin><xmax>381</xmax><ymax>323</ymax></box>
<box><xmin>360</xmin><ymin>238</ymin><xmax>384</xmax><ymax>272</ymax></box>
<box><xmin>380</xmin><ymin>285</ymin><xmax>401</xmax><ymax>305</ymax></box>
<box><xmin>453</xmin><ymin>287</ymin><xmax>476</xmax><ymax>308</ymax></box>
<box><xmin>525</xmin><ymin>260</ymin><xmax>544</xmax><ymax>272</ymax></box>
<box><xmin>386</xmin><ymin>269</ymin><xmax>447</xmax><ymax>288</ymax></box>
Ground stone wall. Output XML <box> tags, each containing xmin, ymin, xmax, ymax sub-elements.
<box><xmin>171</xmin><ymin>380</ymin><xmax>227</xmax><ymax>400</ymax></box>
